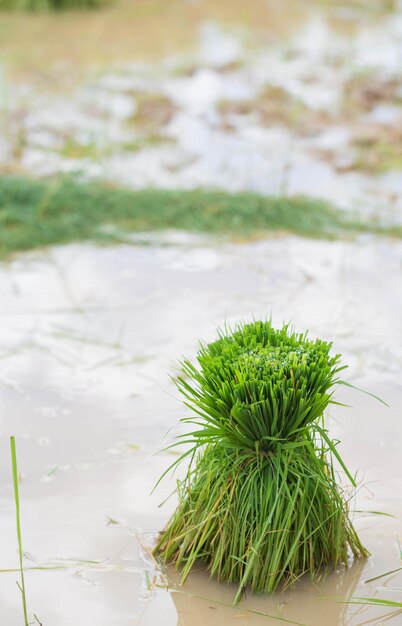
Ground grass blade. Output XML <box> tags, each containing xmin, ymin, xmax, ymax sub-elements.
<box><xmin>336</xmin><ymin>380</ymin><xmax>389</xmax><ymax>407</ymax></box>
<box><xmin>346</xmin><ymin>597</ymin><xmax>402</xmax><ymax>608</ymax></box>
<box><xmin>10</xmin><ymin>436</ymin><xmax>29</xmax><ymax>626</ymax></box>
<box><xmin>364</xmin><ymin>566</ymin><xmax>402</xmax><ymax>584</ymax></box>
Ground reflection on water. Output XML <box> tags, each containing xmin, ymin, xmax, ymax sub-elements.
<box><xmin>168</xmin><ymin>561</ymin><xmax>368</xmax><ymax>626</ymax></box>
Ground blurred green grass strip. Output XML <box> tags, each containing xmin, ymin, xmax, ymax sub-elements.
<box><xmin>0</xmin><ymin>175</ymin><xmax>401</xmax><ymax>259</ymax></box>
<box><xmin>0</xmin><ymin>0</ymin><xmax>104</xmax><ymax>9</ymax></box>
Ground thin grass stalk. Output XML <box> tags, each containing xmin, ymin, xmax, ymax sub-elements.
<box><xmin>10</xmin><ymin>436</ymin><xmax>29</xmax><ymax>626</ymax></box>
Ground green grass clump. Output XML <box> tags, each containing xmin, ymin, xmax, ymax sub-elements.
<box><xmin>154</xmin><ymin>321</ymin><xmax>369</xmax><ymax>602</ymax></box>
<box><xmin>1</xmin><ymin>175</ymin><xmax>401</xmax><ymax>260</ymax></box>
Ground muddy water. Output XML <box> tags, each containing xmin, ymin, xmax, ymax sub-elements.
<box><xmin>0</xmin><ymin>234</ymin><xmax>401</xmax><ymax>624</ymax></box>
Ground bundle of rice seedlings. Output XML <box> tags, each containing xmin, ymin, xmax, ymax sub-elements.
<box><xmin>154</xmin><ymin>321</ymin><xmax>369</xmax><ymax>602</ymax></box>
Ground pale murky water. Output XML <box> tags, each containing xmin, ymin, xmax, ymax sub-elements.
<box><xmin>0</xmin><ymin>235</ymin><xmax>401</xmax><ymax>624</ymax></box>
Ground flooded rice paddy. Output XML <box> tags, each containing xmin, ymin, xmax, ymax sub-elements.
<box><xmin>0</xmin><ymin>235</ymin><xmax>401</xmax><ymax>624</ymax></box>
<box><xmin>0</xmin><ymin>0</ymin><xmax>402</xmax><ymax>624</ymax></box>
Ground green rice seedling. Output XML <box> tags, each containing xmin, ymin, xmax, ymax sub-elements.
<box><xmin>154</xmin><ymin>321</ymin><xmax>369</xmax><ymax>603</ymax></box>
<box><xmin>10</xmin><ymin>436</ymin><xmax>29</xmax><ymax>626</ymax></box>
